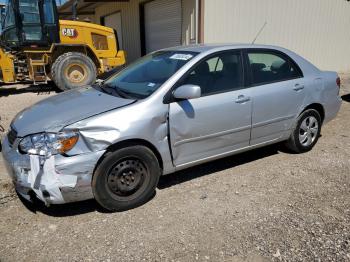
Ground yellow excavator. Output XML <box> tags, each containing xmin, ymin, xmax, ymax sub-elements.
<box><xmin>0</xmin><ymin>0</ymin><xmax>126</xmax><ymax>91</ymax></box>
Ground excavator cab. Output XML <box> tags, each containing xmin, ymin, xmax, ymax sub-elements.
<box><xmin>1</xmin><ymin>0</ymin><xmax>60</xmax><ymax>49</ymax></box>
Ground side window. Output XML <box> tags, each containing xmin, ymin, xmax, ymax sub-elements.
<box><xmin>182</xmin><ymin>51</ymin><xmax>243</xmax><ymax>96</ymax></box>
<box><xmin>4</xmin><ymin>5</ymin><xmax>15</xmax><ymax>28</ymax></box>
<box><xmin>206</xmin><ymin>57</ymin><xmax>223</xmax><ymax>72</ymax></box>
<box><xmin>248</xmin><ymin>52</ymin><xmax>302</xmax><ymax>85</ymax></box>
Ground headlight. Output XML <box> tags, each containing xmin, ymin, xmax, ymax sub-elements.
<box><xmin>19</xmin><ymin>131</ymin><xmax>79</xmax><ymax>156</ymax></box>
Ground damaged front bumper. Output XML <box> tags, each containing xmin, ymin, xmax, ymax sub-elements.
<box><xmin>1</xmin><ymin>136</ymin><xmax>105</xmax><ymax>205</ymax></box>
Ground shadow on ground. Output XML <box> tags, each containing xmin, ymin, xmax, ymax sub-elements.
<box><xmin>0</xmin><ymin>82</ymin><xmax>60</xmax><ymax>97</ymax></box>
<box><xmin>18</xmin><ymin>195</ymin><xmax>102</xmax><ymax>217</ymax></box>
<box><xmin>18</xmin><ymin>144</ymin><xmax>281</xmax><ymax>217</ymax></box>
<box><xmin>158</xmin><ymin>144</ymin><xmax>280</xmax><ymax>189</ymax></box>
<box><xmin>341</xmin><ymin>94</ymin><xmax>350</xmax><ymax>103</ymax></box>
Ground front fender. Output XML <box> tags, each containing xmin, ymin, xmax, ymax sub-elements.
<box><xmin>64</xmin><ymin>100</ymin><xmax>175</xmax><ymax>175</ymax></box>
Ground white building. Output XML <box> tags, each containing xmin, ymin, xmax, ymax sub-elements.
<box><xmin>59</xmin><ymin>0</ymin><xmax>350</xmax><ymax>71</ymax></box>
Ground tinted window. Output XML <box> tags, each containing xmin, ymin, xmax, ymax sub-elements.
<box><xmin>248</xmin><ymin>52</ymin><xmax>302</xmax><ymax>85</ymax></box>
<box><xmin>19</xmin><ymin>0</ymin><xmax>42</xmax><ymax>41</ymax></box>
<box><xmin>19</xmin><ymin>0</ymin><xmax>40</xmax><ymax>24</ymax></box>
<box><xmin>182</xmin><ymin>51</ymin><xmax>243</xmax><ymax>96</ymax></box>
<box><xmin>1</xmin><ymin>28</ymin><xmax>18</xmax><ymax>42</ymax></box>
<box><xmin>3</xmin><ymin>4</ymin><xmax>15</xmax><ymax>29</ymax></box>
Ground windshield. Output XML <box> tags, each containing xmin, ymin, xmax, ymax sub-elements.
<box><xmin>102</xmin><ymin>51</ymin><xmax>198</xmax><ymax>99</ymax></box>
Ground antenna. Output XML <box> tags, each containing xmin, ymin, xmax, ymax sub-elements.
<box><xmin>252</xmin><ymin>21</ymin><xmax>267</xmax><ymax>44</ymax></box>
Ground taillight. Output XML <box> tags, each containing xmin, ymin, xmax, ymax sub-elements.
<box><xmin>336</xmin><ymin>77</ymin><xmax>341</xmax><ymax>88</ymax></box>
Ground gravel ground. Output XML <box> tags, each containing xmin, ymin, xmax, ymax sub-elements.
<box><xmin>0</xmin><ymin>75</ymin><xmax>349</xmax><ymax>262</ymax></box>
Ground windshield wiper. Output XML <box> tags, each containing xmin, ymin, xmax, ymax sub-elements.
<box><xmin>98</xmin><ymin>83</ymin><xmax>115</xmax><ymax>96</ymax></box>
<box><xmin>113</xmin><ymin>86</ymin><xmax>136</xmax><ymax>99</ymax></box>
<box><xmin>99</xmin><ymin>83</ymin><xmax>136</xmax><ymax>99</ymax></box>
<box><xmin>116</xmin><ymin>87</ymin><xmax>146</xmax><ymax>99</ymax></box>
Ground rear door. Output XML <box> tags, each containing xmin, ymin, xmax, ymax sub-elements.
<box><xmin>246</xmin><ymin>49</ymin><xmax>305</xmax><ymax>145</ymax></box>
<box><xmin>169</xmin><ymin>50</ymin><xmax>252</xmax><ymax>166</ymax></box>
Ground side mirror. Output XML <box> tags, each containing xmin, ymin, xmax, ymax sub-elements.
<box><xmin>173</xmin><ymin>84</ymin><xmax>201</xmax><ymax>100</ymax></box>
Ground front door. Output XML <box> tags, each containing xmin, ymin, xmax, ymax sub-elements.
<box><xmin>246</xmin><ymin>50</ymin><xmax>305</xmax><ymax>145</ymax></box>
<box><xmin>169</xmin><ymin>51</ymin><xmax>252</xmax><ymax>166</ymax></box>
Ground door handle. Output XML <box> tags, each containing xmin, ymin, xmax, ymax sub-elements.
<box><xmin>293</xmin><ymin>84</ymin><xmax>304</xmax><ymax>91</ymax></box>
<box><xmin>235</xmin><ymin>95</ymin><xmax>250</xmax><ymax>104</ymax></box>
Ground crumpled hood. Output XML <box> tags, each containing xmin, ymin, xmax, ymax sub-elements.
<box><xmin>12</xmin><ymin>86</ymin><xmax>135</xmax><ymax>137</ymax></box>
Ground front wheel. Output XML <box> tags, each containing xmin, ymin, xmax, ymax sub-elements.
<box><xmin>285</xmin><ymin>109</ymin><xmax>322</xmax><ymax>153</ymax></box>
<box><xmin>92</xmin><ymin>146</ymin><xmax>161</xmax><ymax>211</ymax></box>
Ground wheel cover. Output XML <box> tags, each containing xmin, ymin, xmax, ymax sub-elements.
<box><xmin>299</xmin><ymin>116</ymin><xmax>319</xmax><ymax>147</ymax></box>
<box><xmin>106</xmin><ymin>158</ymin><xmax>148</xmax><ymax>198</ymax></box>
<box><xmin>64</xmin><ymin>63</ymin><xmax>88</xmax><ymax>84</ymax></box>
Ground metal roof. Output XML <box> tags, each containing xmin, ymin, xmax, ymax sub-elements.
<box><xmin>58</xmin><ymin>0</ymin><xmax>129</xmax><ymax>18</ymax></box>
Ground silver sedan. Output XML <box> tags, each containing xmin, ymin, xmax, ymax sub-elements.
<box><xmin>2</xmin><ymin>44</ymin><xmax>342</xmax><ymax>211</ymax></box>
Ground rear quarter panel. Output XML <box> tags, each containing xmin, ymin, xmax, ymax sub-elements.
<box><xmin>296</xmin><ymin>71</ymin><xmax>341</xmax><ymax>125</ymax></box>
<box><xmin>318</xmin><ymin>71</ymin><xmax>342</xmax><ymax>123</ymax></box>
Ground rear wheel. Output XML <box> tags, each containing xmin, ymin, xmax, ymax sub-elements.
<box><xmin>285</xmin><ymin>109</ymin><xmax>322</xmax><ymax>153</ymax></box>
<box><xmin>92</xmin><ymin>146</ymin><xmax>161</xmax><ymax>211</ymax></box>
<box><xmin>51</xmin><ymin>52</ymin><xmax>97</xmax><ymax>91</ymax></box>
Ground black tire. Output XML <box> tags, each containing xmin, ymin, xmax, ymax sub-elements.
<box><xmin>51</xmin><ymin>52</ymin><xmax>97</xmax><ymax>91</ymax></box>
<box><xmin>285</xmin><ymin>109</ymin><xmax>322</xmax><ymax>153</ymax></box>
<box><xmin>92</xmin><ymin>146</ymin><xmax>161</xmax><ymax>211</ymax></box>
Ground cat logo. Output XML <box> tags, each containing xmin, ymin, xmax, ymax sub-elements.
<box><xmin>62</xmin><ymin>28</ymin><xmax>78</xmax><ymax>38</ymax></box>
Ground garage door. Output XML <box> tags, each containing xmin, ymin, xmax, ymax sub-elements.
<box><xmin>144</xmin><ymin>0</ymin><xmax>182</xmax><ymax>53</ymax></box>
<box><xmin>104</xmin><ymin>12</ymin><xmax>123</xmax><ymax>49</ymax></box>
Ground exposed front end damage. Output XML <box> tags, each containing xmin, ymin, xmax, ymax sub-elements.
<box><xmin>1</xmin><ymin>86</ymin><xmax>139</xmax><ymax>205</ymax></box>
<box><xmin>1</xmin><ymin>94</ymin><xmax>174</xmax><ymax>205</ymax></box>
<box><xmin>1</xmin><ymin>135</ymin><xmax>105</xmax><ymax>205</ymax></box>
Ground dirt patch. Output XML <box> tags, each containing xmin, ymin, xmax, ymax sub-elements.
<box><xmin>0</xmin><ymin>77</ymin><xmax>349</xmax><ymax>262</ymax></box>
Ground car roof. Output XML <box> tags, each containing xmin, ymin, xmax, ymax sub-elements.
<box><xmin>160</xmin><ymin>43</ymin><xmax>321</xmax><ymax>77</ymax></box>
<box><xmin>162</xmin><ymin>43</ymin><xmax>287</xmax><ymax>53</ymax></box>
